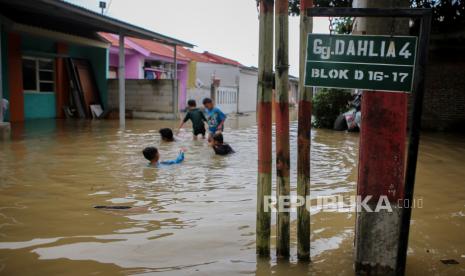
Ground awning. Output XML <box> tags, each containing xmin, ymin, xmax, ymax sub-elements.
<box><xmin>0</xmin><ymin>0</ymin><xmax>194</xmax><ymax>47</ymax></box>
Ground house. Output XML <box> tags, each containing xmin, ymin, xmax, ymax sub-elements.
<box><xmin>99</xmin><ymin>33</ymin><xmax>192</xmax><ymax>112</ymax></box>
<box><xmin>289</xmin><ymin>75</ymin><xmax>299</xmax><ymax>107</ymax></box>
<box><xmin>185</xmin><ymin>51</ymin><xmax>259</xmax><ymax>114</ymax></box>
<box><xmin>102</xmin><ymin>33</ymin><xmax>261</xmax><ymax>115</ymax></box>
<box><xmin>0</xmin><ymin>0</ymin><xmax>192</xmax><ymax>125</ymax></box>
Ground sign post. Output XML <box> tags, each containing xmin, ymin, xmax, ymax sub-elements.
<box><xmin>304</xmin><ymin>7</ymin><xmax>432</xmax><ymax>276</ymax></box>
<box><xmin>305</xmin><ymin>34</ymin><xmax>417</xmax><ymax>92</ymax></box>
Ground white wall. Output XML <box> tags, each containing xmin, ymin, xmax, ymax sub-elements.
<box><xmin>187</xmin><ymin>62</ymin><xmax>258</xmax><ymax>113</ymax></box>
<box><xmin>187</xmin><ymin>87</ymin><xmax>211</xmax><ymax>108</ymax></box>
<box><xmin>196</xmin><ymin>62</ymin><xmax>240</xmax><ymax>87</ymax></box>
<box><xmin>238</xmin><ymin>68</ymin><xmax>258</xmax><ymax>113</ymax></box>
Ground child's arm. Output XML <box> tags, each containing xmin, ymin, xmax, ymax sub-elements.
<box><xmin>178</xmin><ymin>114</ymin><xmax>190</xmax><ymax>132</ymax></box>
<box><xmin>160</xmin><ymin>151</ymin><xmax>185</xmax><ymax>165</ymax></box>
<box><xmin>216</xmin><ymin>110</ymin><xmax>226</xmax><ymax>132</ymax></box>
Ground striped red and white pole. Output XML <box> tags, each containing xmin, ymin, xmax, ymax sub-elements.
<box><xmin>275</xmin><ymin>0</ymin><xmax>290</xmax><ymax>259</ymax></box>
<box><xmin>297</xmin><ymin>0</ymin><xmax>313</xmax><ymax>262</ymax></box>
<box><xmin>256</xmin><ymin>0</ymin><xmax>274</xmax><ymax>257</ymax></box>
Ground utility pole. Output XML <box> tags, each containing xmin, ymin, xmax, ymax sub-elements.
<box><xmin>297</xmin><ymin>0</ymin><xmax>313</xmax><ymax>261</ymax></box>
<box><xmin>275</xmin><ymin>0</ymin><xmax>290</xmax><ymax>258</ymax></box>
<box><xmin>352</xmin><ymin>0</ymin><xmax>410</xmax><ymax>275</ymax></box>
<box><xmin>256</xmin><ymin>0</ymin><xmax>274</xmax><ymax>257</ymax></box>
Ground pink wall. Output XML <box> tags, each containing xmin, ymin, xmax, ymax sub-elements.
<box><xmin>108</xmin><ymin>49</ymin><xmax>189</xmax><ymax>110</ymax></box>
<box><xmin>109</xmin><ymin>50</ymin><xmax>142</xmax><ymax>79</ymax></box>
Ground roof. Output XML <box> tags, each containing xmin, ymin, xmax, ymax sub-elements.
<box><xmin>99</xmin><ymin>33</ymin><xmax>243</xmax><ymax>67</ymax></box>
<box><xmin>98</xmin><ymin>32</ymin><xmax>133</xmax><ymax>50</ymax></box>
<box><xmin>128</xmin><ymin>37</ymin><xmax>190</xmax><ymax>61</ymax></box>
<box><xmin>202</xmin><ymin>51</ymin><xmax>243</xmax><ymax>67</ymax></box>
<box><xmin>0</xmin><ymin>0</ymin><xmax>194</xmax><ymax>47</ymax></box>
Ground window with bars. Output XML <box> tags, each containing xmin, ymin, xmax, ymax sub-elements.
<box><xmin>22</xmin><ymin>57</ymin><xmax>55</xmax><ymax>93</ymax></box>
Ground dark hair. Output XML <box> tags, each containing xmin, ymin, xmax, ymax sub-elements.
<box><xmin>143</xmin><ymin>147</ymin><xmax>158</xmax><ymax>161</ymax></box>
<box><xmin>202</xmin><ymin>98</ymin><xmax>213</xmax><ymax>105</ymax></box>
<box><xmin>213</xmin><ymin>133</ymin><xmax>223</xmax><ymax>144</ymax></box>
<box><xmin>187</xmin><ymin>99</ymin><xmax>197</xmax><ymax>107</ymax></box>
<box><xmin>159</xmin><ymin>128</ymin><xmax>174</xmax><ymax>141</ymax></box>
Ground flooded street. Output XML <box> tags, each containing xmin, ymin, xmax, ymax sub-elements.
<box><xmin>0</xmin><ymin>114</ymin><xmax>464</xmax><ymax>275</ymax></box>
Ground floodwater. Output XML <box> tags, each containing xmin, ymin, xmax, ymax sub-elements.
<box><xmin>0</xmin><ymin>114</ymin><xmax>464</xmax><ymax>275</ymax></box>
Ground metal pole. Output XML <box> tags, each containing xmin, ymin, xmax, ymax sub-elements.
<box><xmin>173</xmin><ymin>44</ymin><xmax>178</xmax><ymax>117</ymax></box>
<box><xmin>118</xmin><ymin>33</ymin><xmax>125</xmax><ymax>127</ymax></box>
<box><xmin>396</xmin><ymin>12</ymin><xmax>432</xmax><ymax>276</ymax></box>
<box><xmin>275</xmin><ymin>0</ymin><xmax>290</xmax><ymax>258</ymax></box>
<box><xmin>297</xmin><ymin>0</ymin><xmax>313</xmax><ymax>261</ymax></box>
<box><xmin>256</xmin><ymin>0</ymin><xmax>274</xmax><ymax>257</ymax></box>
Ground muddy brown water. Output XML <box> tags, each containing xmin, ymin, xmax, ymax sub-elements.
<box><xmin>0</xmin><ymin>114</ymin><xmax>464</xmax><ymax>275</ymax></box>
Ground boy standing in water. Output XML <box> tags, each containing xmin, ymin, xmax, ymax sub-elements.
<box><xmin>202</xmin><ymin>98</ymin><xmax>226</xmax><ymax>143</ymax></box>
<box><xmin>178</xmin><ymin>99</ymin><xmax>207</xmax><ymax>140</ymax></box>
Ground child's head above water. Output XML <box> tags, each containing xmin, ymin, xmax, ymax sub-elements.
<box><xmin>213</xmin><ymin>133</ymin><xmax>224</xmax><ymax>145</ymax></box>
<box><xmin>187</xmin><ymin>99</ymin><xmax>197</xmax><ymax>109</ymax></box>
<box><xmin>202</xmin><ymin>97</ymin><xmax>214</xmax><ymax>110</ymax></box>
<box><xmin>143</xmin><ymin>146</ymin><xmax>159</xmax><ymax>163</ymax></box>
<box><xmin>159</xmin><ymin>128</ymin><xmax>174</xmax><ymax>142</ymax></box>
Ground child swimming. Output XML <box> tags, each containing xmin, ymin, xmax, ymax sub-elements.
<box><xmin>159</xmin><ymin>128</ymin><xmax>175</xmax><ymax>142</ymax></box>
<box><xmin>143</xmin><ymin>147</ymin><xmax>185</xmax><ymax>167</ymax></box>
<box><xmin>212</xmin><ymin>133</ymin><xmax>235</xmax><ymax>156</ymax></box>
<box><xmin>178</xmin><ymin>99</ymin><xmax>207</xmax><ymax>140</ymax></box>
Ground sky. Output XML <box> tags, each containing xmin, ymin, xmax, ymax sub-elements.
<box><xmin>67</xmin><ymin>0</ymin><xmax>329</xmax><ymax>76</ymax></box>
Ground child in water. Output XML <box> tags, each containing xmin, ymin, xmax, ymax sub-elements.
<box><xmin>143</xmin><ymin>147</ymin><xmax>185</xmax><ymax>167</ymax></box>
<box><xmin>202</xmin><ymin>98</ymin><xmax>226</xmax><ymax>143</ymax></box>
<box><xmin>212</xmin><ymin>133</ymin><xmax>235</xmax><ymax>155</ymax></box>
<box><xmin>159</xmin><ymin>128</ymin><xmax>175</xmax><ymax>142</ymax></box>
<box><xmin>178</xmin><ymin>99</ymin><xmax>207</xmax><ymax>140</ymax></box>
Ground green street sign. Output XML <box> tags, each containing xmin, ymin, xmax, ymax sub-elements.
<box><xmin>304</xmin><ymin>34</ymin><xmax>418</xmax><ymax>92</ymax></box>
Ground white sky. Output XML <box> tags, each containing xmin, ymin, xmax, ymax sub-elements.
<box><xmin>67</xmin><ymin>0</ymin><xmax>329</xmax><ymax>76</ymax></box>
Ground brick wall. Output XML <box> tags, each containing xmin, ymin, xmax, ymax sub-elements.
<box><xmin>421</xmin><ymin>36</ymin><xmax>465</xmax><ymax>131</ymax></box>
<box><xmin>107</xmin><ymin>79</ymin><xmax>175</xmax><ymax>114</ymax></box>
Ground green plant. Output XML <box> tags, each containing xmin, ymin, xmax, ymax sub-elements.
<box><xmin>312</xmin><ymin>88</ymin><xmax>353</xmax><ymax>128</ymax></box>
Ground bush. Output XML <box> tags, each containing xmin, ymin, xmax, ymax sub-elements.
<box><xmin>312</xmin><ymin>88</ymin><xmax>353</xmax><ymax>129</ymax></box>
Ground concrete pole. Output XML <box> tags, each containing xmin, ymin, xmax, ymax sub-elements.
<box><xmin>256</xmin><ymin>0</ymin><xmax>274</xmax><ymax>257</ymax></box>
<box><xmin>297</xmin><ymin>0</ymin><xmax>313</xmax><ymax>261</ymax></box>
<box><xmin>173</xmin><ymin>44</ymin><xmax>178</xmax><ymax>117</ymax></box>
<box><xmin>118</xmin><ymin>33</ymin><xmax>126</xmax><ymax>127</ymax></box>
<box><xmin>352</xmin><ymin>0</ymin><xmax>410</xmax><ymax>275</ymax></box>
<box><xmin>275</xmin><ymin>0</ymin><xmax>290</xmax><ymax>258</ymax></box>
<box><xmin>0</xmin><ymin>19</ymin><xmax>3</xmax><ymax>123</ymax></box>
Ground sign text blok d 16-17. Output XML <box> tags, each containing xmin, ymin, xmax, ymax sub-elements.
<box><xmin>304</xmin><ymin>34</ymin><xmax>418</xmax><ymax>92</ymax></box>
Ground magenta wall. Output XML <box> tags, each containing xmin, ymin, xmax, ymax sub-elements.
<box><xmin>108</xmin><ymin>50</ymin><xmax>189</xmax><ymax>110</ymax></box>
<box><xmin>109</xmin><ymin>51</ymin><xmax>142</xmax><ymax>79</ymax></box>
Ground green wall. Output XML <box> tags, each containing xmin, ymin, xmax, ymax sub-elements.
<box><xmin>69</xmin><ymin>45</ymin><xmax>109</xmax><ymax>108</ymax></box>
<box><xmin>0</xmin><ymin>31</ymin><xmax>109</xmax><ymax>121</ymax></box>
<box><xmin>24</xmin><ymin>92</ymin><xmax>56</xmax><ymax>119</ymax></box>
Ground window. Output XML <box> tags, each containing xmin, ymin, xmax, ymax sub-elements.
<box><xmin>22</xmin><ymin>57</ymin><xmax>55</xmax><ymax>92</ymax></box>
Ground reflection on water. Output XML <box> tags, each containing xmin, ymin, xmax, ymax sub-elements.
<box><xmin>0</xmin><ymin>114</ymin><xmax>464</xmax><ymax>275</ymax></box>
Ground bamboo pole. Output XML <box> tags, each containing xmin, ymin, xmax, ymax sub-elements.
<box><xmin>275</xmin><ymin>0</ymin><xmax>290</xmax><ymax>258</ymax></box>
<box><xmin>256</xmin><ymin>0</ymin><xmax>274</xmax><ymax>257</ymax></box>
<box><xmin>297</xmin><ymin>0</ymin><xmax>313</xmax><ymax>261</ymax></box>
